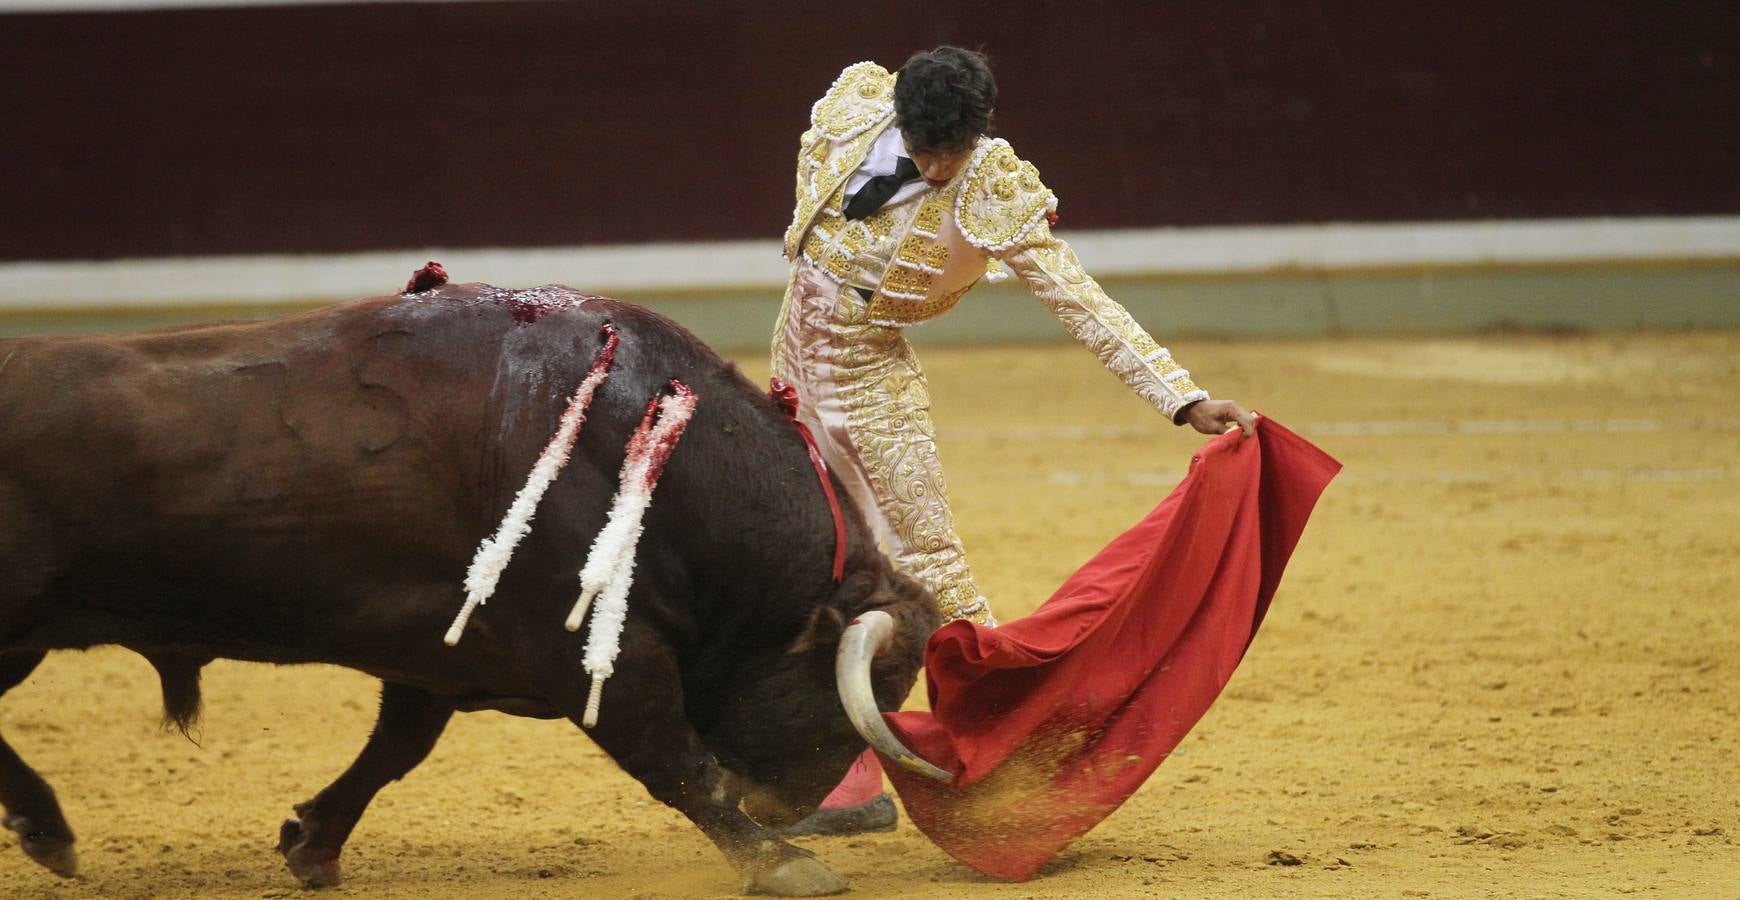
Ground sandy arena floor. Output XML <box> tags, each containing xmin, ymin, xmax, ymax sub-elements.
<box><xmin>1</xmin><ymin>331</ymin><xmax>1735</xmax><ymax>898</ymax></box>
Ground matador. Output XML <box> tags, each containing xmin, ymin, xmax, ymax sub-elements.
<box><xmin>773</xmin><ymin>47</ymin><xmax>1254</xmax><ymax>833</ymax></box>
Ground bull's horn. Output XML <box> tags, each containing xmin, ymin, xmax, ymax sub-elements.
<box><xmin>835</xmin><ymin>610</ymin><xmax>952</xmax><ymax>782</ymax></box>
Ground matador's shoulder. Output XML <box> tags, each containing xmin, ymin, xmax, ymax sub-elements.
<box><xmin>809</xmin><ymin>61</ymin><xmax>897</xmax><ymax>141</ymax></box>
<box><xmin>954</xmin><ymin>138</ymin><xmax>1059</xmax><ymax>253</ymax></box>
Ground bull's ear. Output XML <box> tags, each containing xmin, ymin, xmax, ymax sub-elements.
<box><xmin>787</xmin><ymin>605</ymin><xmax>848</xmax><ymax>654</ymax></box>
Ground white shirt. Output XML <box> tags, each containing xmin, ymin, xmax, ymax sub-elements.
<box><xmin>843</xmin><ymin>126</ymin><xmax>928</xmax><ymax>211</ymax></box>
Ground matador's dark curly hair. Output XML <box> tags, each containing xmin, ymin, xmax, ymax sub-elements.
<box><xmin>894</xmin><ymin>46</ymin><xmax>997</xmax><ymax>154</ymax></box>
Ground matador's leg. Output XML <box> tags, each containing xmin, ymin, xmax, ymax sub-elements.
<box><xmin>804</xmin><ymin>341</ymin><xmax>994</xmax><ymax>626</ymax></box>
<box><xmin>774</xmin><ymin>266</ymin><xmax>994</xmax><ymax>624</ymax></box>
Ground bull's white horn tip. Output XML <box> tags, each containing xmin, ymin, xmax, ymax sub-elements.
<box><xmin>837</xmin><ymin>610</ymin><xmax>952</xmax><ymax>784</ymax></box>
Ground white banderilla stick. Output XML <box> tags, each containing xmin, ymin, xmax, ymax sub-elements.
<box><xmin>568</xmin><ymin>380</ymin><xmax>697</xmax><ymax>728</ymax></box>
<box><xmin>443</xmin><ymin>324</ymin><xmax>619</xmax><ymax>647</ymax></box>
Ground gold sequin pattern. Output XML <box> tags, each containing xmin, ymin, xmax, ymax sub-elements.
<box><xmin>879</xmin><ymin>263</ymin><xmax>933</xmax><ymax>298</ymax></box>
<box><xmin>1125</xmin><ymin>329</ymin><xmax>1161</xmax><ymax>361</ymax></box>
<box><xmin>911</xmin><ymin>198</ymin><xmax>945</xmax><ymax>236</ymax></box>
<box><xmin>1165</xmin><ymin>371</ymin><xmax>1202</xmax><ymax>397</ymax></box>
<box><xmin>862</xmin><ymin>207</ymin><xmax>898</xmax><ymax>242</ymax></box>
<box><xmin>956</xmin><ymin>140</ymin><xmax>1057</xmax><ymax>252</ymax></box>
<box><xmin>1147</xmin><ymin>349</ymin><xmax>1182</xmax><ymax>376</ymax></box>
<box><xmin>874</xmin><ymin>284</ymin><xmax>972</xmax><ymax>327</ymax></box>
<box><xmin>860</xmin><ymin>186</ymin><xmax>963</xmax><ymax>325</ymax></box>
<box><xmin>802</xmin><ymin>206</ymin><xmax>872</xmax><ymax>283</ymax></box>
<box><xmin>867</xmin><ymin>283</ymin><xmax>972</xmax><ymax>328</ymax></box>
<box><xmin>895</xmin><ymin>234</ymin><xmax>949</xmax><ymax>272</ymax></box>
<box><xmin>810</xmin><ymin>62</ymin><xmax>896</xmax><ymax>140</ymax></box>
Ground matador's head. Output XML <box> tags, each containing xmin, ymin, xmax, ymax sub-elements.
<box><xmin>895</xmin><ymin>45</ymin><xmax>997</xmax><ymax>186</ymax></box>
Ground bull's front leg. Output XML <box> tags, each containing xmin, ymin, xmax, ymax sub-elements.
<box><xmin>581</xmin><ymin>643</ymin><xmax>847</xmax><ymax>897</ymax></box>
<box><xmin>0</xmin><ymin>651</ymin><xmax>77</xmax><ymax>878</ymax></box>
<box><xmin>277</xmin><ymin>680</ymin><xmax>453</xmax><ymax>887</ymax></box>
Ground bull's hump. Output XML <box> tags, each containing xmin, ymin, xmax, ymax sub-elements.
<box><xmin>401</xmin><ymin>282</ymin><xmax>605</xmax><ymax>325</ymax></box>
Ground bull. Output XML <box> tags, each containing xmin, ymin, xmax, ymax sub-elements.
<box><xmin>0</xmin><ymin>283</ymin><xmax>940</xmax><ymax>896</ymax></box>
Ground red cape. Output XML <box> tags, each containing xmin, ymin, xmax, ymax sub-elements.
<box><xmin>881</xmin><ymin>417</ymin><xmax>1341</xmax><ymax>879</ymax></box>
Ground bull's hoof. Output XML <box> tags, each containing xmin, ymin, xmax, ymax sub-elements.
<box><xmin>3</xmin><ymin>814</ymin><xmax>77</xmax><ymax>878</ymax></box>
<box><xmin>742</xmin><ymin>855</ymin><xmax>848</xmax><ymax>896</ymax></box>
<box><xmin>276</xmin><ymin>818</ymin><xmax>342</xmax><ymax>888</ymax></box>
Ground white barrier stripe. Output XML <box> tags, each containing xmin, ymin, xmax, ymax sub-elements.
<box><xmin>1048</xmin><ymin>466</ymin><xmax>1731</xmax><ymax>485</ymax></box>
<box><xmin>5</xmin><ymin>216</ymin><xmax>1738</xmax><ymax>308</ymax></box>
<box><xmin>943</xmin><ymin>417</ymin><xmax>1740</xmax><ymax>442</ymax></box>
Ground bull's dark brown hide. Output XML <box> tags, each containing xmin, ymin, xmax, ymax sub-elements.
<box><xmin>0</xmin><ymin>284</ymin><xmax>937</xmax><ymax>893</ymax></box>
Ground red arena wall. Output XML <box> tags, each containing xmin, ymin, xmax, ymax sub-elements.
<box><xmin>2</xmin><ymin>0</ymin><xmax>1736</xmax><ymax>261</ymax></box>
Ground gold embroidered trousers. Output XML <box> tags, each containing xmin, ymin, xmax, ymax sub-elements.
<box><xmin>775</xmin><ymin>264</ymin><xmax>994</xmax><ymax>625</ymax></box>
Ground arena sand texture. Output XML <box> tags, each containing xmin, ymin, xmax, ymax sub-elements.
<box><xmin>0</xmin><ymin>332</ymin><xmax>1734</xmax><ymax>898</ymax></box>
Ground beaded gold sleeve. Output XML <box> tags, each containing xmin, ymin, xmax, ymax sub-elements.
<box><xmin>1003</xmin><ymin>222</ymin><xmax>1209</xmax><ymax>423</ymax></box>
<box><xmin>960</xmin><ymin>140</ymin><xmax>1207</xmax><ymax>420</ymax></box>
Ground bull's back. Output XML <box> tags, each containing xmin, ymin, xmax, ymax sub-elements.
<box><xmin>0</xmin><ymin>295</ymin><xmax>514</xmax><ymax>614</ymax></box>
<box><xmin>0</xmin><ymin>286</ymin><xmax>860</xmax><ymax>663</ymax></box>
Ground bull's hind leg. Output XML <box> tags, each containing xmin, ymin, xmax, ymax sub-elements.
<box><xmin>0</xmin><ymin>650</ymin><xmax>76</xmax><ymax>877</ymax></box>
<box><xmin>277</xmin><ymin>681</ymin><xmax>453</xmax><ymax>888</ymax></box>
<box><xmin>582</xmin><ymin>643</ymin><xmax>847</xmax><ymax>897</ymax></box>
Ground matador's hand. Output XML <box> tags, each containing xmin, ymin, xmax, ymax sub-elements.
<box><xmin>1184</xmin><ymin>399</ymin><xmax>1257</xmax><ymax>439</ymax></box>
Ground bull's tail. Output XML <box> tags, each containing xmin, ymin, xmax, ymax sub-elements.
<box><xmin>144</xmin><ymin>652</ymin><xmax>208</xmax><ymax>742</ymax></box>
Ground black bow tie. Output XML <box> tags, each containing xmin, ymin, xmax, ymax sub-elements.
<box><xmin>844</xmin><ymin>156</ymin><xmax>920</xmax><ymax>220</ymax></box>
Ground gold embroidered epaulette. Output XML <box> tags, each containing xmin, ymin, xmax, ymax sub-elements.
<box><xmin>810</xmin><ymin>61</ymin><xmax>896</xmax><ymax>141</ymax></box>
<box><xmin>954</xmin><ymin>139</ymin><xmax>1058</xmax><ymax>253</ymax></box>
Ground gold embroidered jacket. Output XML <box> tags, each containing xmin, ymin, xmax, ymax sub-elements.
<box><xmin>780</xmin><ymin>62</ymin><xmax>1211</xmax><ymax>422</ymax></box>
